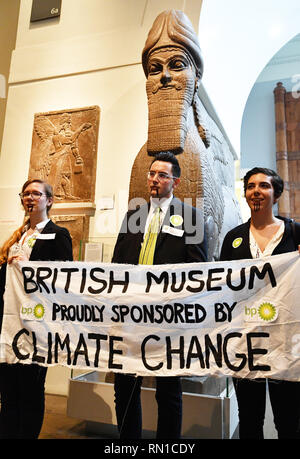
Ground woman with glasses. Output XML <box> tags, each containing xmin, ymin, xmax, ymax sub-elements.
<box><xmin>0</xmin><ymin>178</ymin><xmax>73</xmax><ymax>439</ymax></box>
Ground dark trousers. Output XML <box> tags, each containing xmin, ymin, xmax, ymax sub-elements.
<box><xmin>0</xmin><ymin>363</ymin><xmax>47</xmax><ymax>439</ymax></box>
<box><xmin>234</xmin><ymin>378</ymin><xmax>300</xmax><ymax>439</ymax></box>
<box><xmin>114</xmin><ymin>373</ymin><xmax>182</xmax><ymax>439</ymax></box>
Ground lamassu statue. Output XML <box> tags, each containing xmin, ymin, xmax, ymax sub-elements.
<box><xmin>129</xmin><ymin>10</ymin><xmax>241</xmax><ymax>259</ymax></box>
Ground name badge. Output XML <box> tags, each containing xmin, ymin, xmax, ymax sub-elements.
<box><xmin>162</xmin><ymin>225</ymin><xmax>184</xmax><ymax>237</ymax></box>
<box><xmin>36</xmin><ymin>233</ymin><xmax>56</xmax><ymax>240</ymax></box>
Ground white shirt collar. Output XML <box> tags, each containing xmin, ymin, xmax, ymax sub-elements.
<box><xmin>150</xmin><ymin>195</ymin><xmax>173</xmax><ymax>213</ymax></box>
<box><xmin>249</xmin><ymin>220</ymin><xmax>284</xmax><ymax>258</ymax></box>
<box><xmin>36</xmin><ymin>218</ymin><xmax>50</xmax><ymax>231</ymax></box>
<box><xmin>24</xmin><ymin>218</ymin><xmax>50</xmax><ymax>233</ymax></box>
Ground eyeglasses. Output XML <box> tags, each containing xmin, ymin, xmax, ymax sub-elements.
<box><xmin>147</xmin><ymin>171</ymin><xmax>176</xmax><ymax>181</ymax></box>
<box><xmin>19</xmin><ymin>191</ymin><xmax>47</xmax><ymax>200</ymax></box>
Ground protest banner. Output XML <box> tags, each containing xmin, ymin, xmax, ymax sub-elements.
<box><xmin>1</xmin><ymin>251</ymin><xmax>300</xmax><ymax>380</ymax></box>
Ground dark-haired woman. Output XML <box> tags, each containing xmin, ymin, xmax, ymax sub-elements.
<box><xmin>220</xmin><ymin>167</ymin><xmax>300</xmax><ymax>439</ymax></box>
<box><xmin>0</xmin><ymin>179</ymin><xmax>73</xmax><ymax>438</ymax></box>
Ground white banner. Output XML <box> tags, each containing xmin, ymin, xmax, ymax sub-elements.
<box><xmin>1</xmin><ymin>252</ymin><xmax>300</xmax><ymax>380</ymax></box>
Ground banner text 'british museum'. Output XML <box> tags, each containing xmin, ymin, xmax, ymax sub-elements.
<box><xmin>1</xmin><ymin>252</ymin><xmax>300</xmax><ymax>381</ymax></box>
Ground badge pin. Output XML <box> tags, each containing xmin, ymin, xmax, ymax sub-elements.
<box><xmin>170</xmin><ymin>215</ymin><xmax>183</xmax><ymax>226</ymax></box>
<box><xmin>232</xmin><ymin>237</ymin><xmax>242</xmax><ymax>248</ymax></box>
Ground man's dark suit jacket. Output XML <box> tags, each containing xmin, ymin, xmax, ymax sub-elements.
<box><xmin>0</xmin><ymin>220</ymin><xmax>73</xmax><ymax>332</ymax></box>
<box><xmin>112</xmin><ymin>197</ymin><xmax>207</xmax><ymax>265</ymax></box>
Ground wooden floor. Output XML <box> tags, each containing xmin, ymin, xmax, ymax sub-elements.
<box><xmin>40</xmin><ymin>394</ymin><xmax>103</xmax><ymax>439</ymax></box>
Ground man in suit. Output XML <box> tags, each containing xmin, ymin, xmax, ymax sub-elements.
<box><xmin>112</xmin><ymin>151</ymin><xmax>207</xmax><ymax>439</ymax></box>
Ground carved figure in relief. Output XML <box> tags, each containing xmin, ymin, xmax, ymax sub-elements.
<box><xmin>33</xmin><ymin>113</ymin><xmax>92</xmax><ymax>200</ymax></box>
<box><xmin>129</xmin><ymin>10</ymin><xmax>241</xmax><ymax>259</ymax></box>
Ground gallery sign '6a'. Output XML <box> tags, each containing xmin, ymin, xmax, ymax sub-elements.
<box><xmin>30</xmin><ymin>0</ymin><xmax>62</xmax><ymax>23</ymax></box>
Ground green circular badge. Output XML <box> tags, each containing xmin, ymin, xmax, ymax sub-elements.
<box><xmin>232</xmin><ymin>237</ymin><xmax>242</xmax><ymax>249</ymax></box>
<box><xmin>34</xmin><ymin>304</ymin><xmax>45</xmax><ymax>319</ymax></box>
<box><xmin>170</xmin><ymin>215</ymin><xmax>183</xmax><ymax>226</ymax></box>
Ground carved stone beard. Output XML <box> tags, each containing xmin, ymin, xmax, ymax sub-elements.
<box><xmin>146</xmin><ymin>68</ymin><xmax>196</xmax><ymax>155</ymax></box>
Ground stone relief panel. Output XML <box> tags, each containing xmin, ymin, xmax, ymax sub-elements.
<box><xmin>51</xmin><ymin>215</ymin><xmax>89</xmax><ymax>261</ymax></box>
<box><xmin>29</xmin><ymin>106</ymin><xmax>100</xmax><ymax>203</ymax></box>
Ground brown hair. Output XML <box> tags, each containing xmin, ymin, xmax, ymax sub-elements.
<box><xmin>0</xmin><ymin>179</ymin><xmax>53</xmax><ymax>265</ymax></box>
<box><xmin>243</xmin><ymin>167</ymin><xmax>284</xmax><ymax>199</ymax></box>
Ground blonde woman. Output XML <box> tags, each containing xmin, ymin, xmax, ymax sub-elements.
<box><xmin>0</xmin><ymin>179</ymin><xmax>73</xmax><ymax>439</ymax></box>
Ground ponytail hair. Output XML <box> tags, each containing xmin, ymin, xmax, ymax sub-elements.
<box><xmin>0</xmin><ymin>179</ymin><xmax>53</xmax><ymax>265</ymax></box>
<box><xmin>0</xmin><ymin>218</ymin><xmax>29</xmax><ymax>265</ymax></box>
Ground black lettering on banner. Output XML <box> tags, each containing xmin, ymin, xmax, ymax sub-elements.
<box><xmin>141</xmin><ymin>332</ymin><xmax>271</xmax><ymax>373</ymax></box>
<box><xmin>223</xmin><ymin>332</ymin><xmax>247</xmax><ymax>371</ymax></box>
<box><xmin>47</xmin><ymin>332</ymin><xmax>53</xmax><ymax>364</ymax></box>
<box><xmin>73</xmin><ymin>333</ymin><xmax>90</xmax><ymax>366</ymax></box>
<box><xmin>195</xmin><ymin>304</ymin><xmax>206</xmax><ymax>322</ymax></box>
<box><xmin>110</xmin><ymin>304</ymin><xmax>120</xmax><ymax>322</ymax></box>
<box><xmin>247</xmin><ymin>332</ymin><xmax>271</xmax><ymax>371</ymax></box>
<box><xmin>173</xmin><ymin>302</ymin><xmax>184</xmax><ymax>322</ymax></box>
<box><xmin>22</xmin><ymin>267</ymin><xmax>38</xmax><ymax>293</ymax></box>
<box><xmin>88</xmin><ymin>268</ymin><xmax>107</xmax><ymax>294</ymax></box>
<box><xmin>142</xmin><ymin>304</ymin><xmax>156</xmax><ymax>323</ymax></box>
<box><xmin>12</xmin><ymin>328</ymin><xmax>30</xmax><ymax>360</ymax></box>
<box><xmin>32</xmin><ymin>331</ymin><xmax>45</xmax><ymax>363</ymax></box>
<box><xmin>205</xmin><ymin>334</ymin><xmax>222</xmax><ymax>368</ymax></box>
<box><xmin>80</xmin><ymin>268</ymin><xmax>87</xmax><ymax>293</ymax></box>
<box><xmin>131</xmin><ymin>305</ymin><xmax>143</xmax><ymax>322</ymax></box>
<box><xmin>51</xmin><ymin>268</ymin><xmax>58</xmax><ymax>294</ymax></box>
<box><xmin>166</xmin><ymin>336</ymin><xmax>185</xmax><ymax>369</ymax></box>
<box><xmin>141</xmin><ymin>335</ymin><xmax>163</xmax><ymax>371</ymax></box>
<box><xmin>54</xmin><ymin>332</ymin><xmax>71</xmax><ymax>365</ymax></box>
<box><xmin>186</xmin><ymin>270</ymin><xmax>205</xmax><ymax>292</ymax></box>
<box><xmin>108</xmin><ymin>336</ymin><xmax>123</xmax><ymax>369</ymax></box>
<box><xmin>36</xmin><ymin>267</ymin><xmax>52</xmax><ymax>294</ymax></box>
<box><xmin>215</xmin><ymin>303</ymin><xmax>227</xmax><ymax>322</ymax></box>
<box><xmin>226</xmin><ymin>268</ymin><xmax>246</xmax><ymax>291</ymax></box>
<box><xmin>146</xmin><ymin>271</ymin><xmax>169</xmax><ymax>293</ymax></box>
<box><xmin>88</xmin><ymin>333</ymin><xmax>108</xmax><ymax>367</ymax></box>
<box><xmin>170</xmin><ymin>272</ymin><xmax>185</xmax><ymax>292</ymax></box>
<box><xmin>154</xmin><ymin>305</ymin><xmax>163</xmax><ymax>323</ymax></box>
<box><xmin>52</xmin><ymin>303</ymin><xmax>60</xmax><ymax>321</ymax></box>
<box><xmin>186</xmin><ymin>336</ymin><xmax>205</xmax><ymax>369</ymax></box>
<box><xmin>10</xmin><ymin>329</ymin><xmax>272</xmax><ymax>374</ymax></box>
<box><xmin>108</xmin><ymin>270</ymin><xmax>129</xmax><ymax>294</ymax></box>
<box><xmin>207</xmin><ymin>268</ymin><xmax>224</xmax><ymax>291</ymax></box>
<box><xmin>111</xmin><ymin>305</ymin><xmax>130</xmax><ymax>322</ymax></box>
<box><xmin>60</xmin><ymin>268</ymin><xmax>79</xmax><ymax>293</ymax></box>
<box><xmin>215</xmin><ymin>302</ymin><xmax>237</xmax><ymax>322</ymax></box>
<box><xmin>248</xmin><ymin>263</ymin><xmax>276</xmax><ymax>289</ymax></box>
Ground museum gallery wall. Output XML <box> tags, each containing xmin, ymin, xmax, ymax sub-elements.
<box><xmin>0</xmin><ymin>1</ymin><xmax>238</xmax><ymax>394</ymax></box>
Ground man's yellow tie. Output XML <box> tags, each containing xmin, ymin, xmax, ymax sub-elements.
<box><xmin>139</xmin><ymin>207</ymin><xmax>161</xmax><ymax>265</ymax></box>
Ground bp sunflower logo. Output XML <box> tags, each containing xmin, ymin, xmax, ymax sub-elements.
<box><xmin>170</xmin><ymin>215</ymin><xmax>183</xmax><ymax>227</ymax></box>
<box><xmin>232</xmin><ymin>237</ymin><xmax>242</xmax><ymax>249</ymax></box>
<box><xmin>258</xmin><ymin>302</ymin><xmax>277</xmax><ymax>322</ymax></box>
<box><xmin>34</xmin><ymin>303</ymin><xmax>45</xmax><ymax>320</ymax></box>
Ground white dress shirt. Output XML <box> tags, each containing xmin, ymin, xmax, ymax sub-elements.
<box><xmin>249</xmin><ymin>220</ymin><xmax>284</xmax><ymax>258</ymax></box>
<box><xmin>9</xmin><ymin>218</ymin><xmax>50</xmax><ymax>260</ymax></box>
